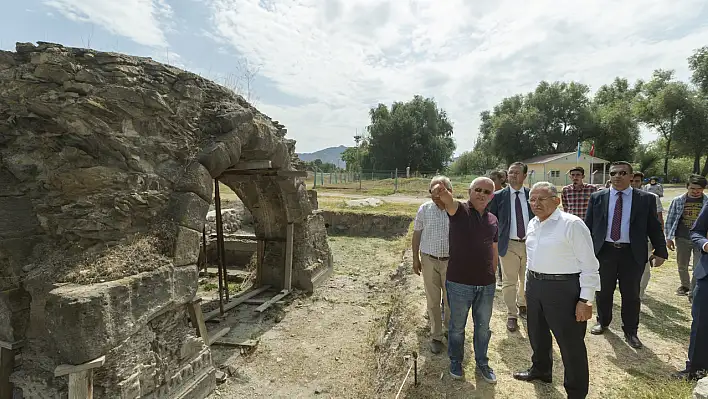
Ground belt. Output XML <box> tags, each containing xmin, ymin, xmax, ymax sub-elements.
<box><xmin>605</xmin><ymin>241</ymin><xmax>631</xmax><ymax>249</ymax></box>
<box><xmin>510</xmin><ymin>238</ymin><xmax>526</xmax><ymax>243</ymax></box>
<box><xmin>423</xmin><ymin>253</ymin><xmax>449</xmax><ymax>261</ymax></box>
<box><xmin>528</xmin><ymin>270</ymin><xmax>580</xmax><ymax>281</ymax></box>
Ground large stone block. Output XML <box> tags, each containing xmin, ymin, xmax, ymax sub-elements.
<box><xmin>0</xmin><ymin>196</ymin><xmax>39</xmax><ymax>239</ymax></box>
<box><xmin>168</xmin><ymin>192</ymin><xmax>209</xmax><ymax>231</ymax></box>
<box><xmin>173</xmin><ymin>265</ymin><xmax>198</xmax><ymax>304</ymax></box>
<box><xmin>197</xmin><ymin>142</ymin><xmax>232</xmax><ymax>178</ymax></box>
<box><xmin>174</xmin><ymin>162</ymin><xmax>213</xmax><ymax>203</ymax></box>
<box><xmin>172</xmin><ymin>225</ymin><xmax>200</xmax><ymax>267</ymax></box>
<box><xmin>216</xmin><ymin>131</ymin><xmax>242</xmax><ymax>166</ymax></box>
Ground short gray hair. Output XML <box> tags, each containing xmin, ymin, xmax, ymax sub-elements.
<box><xmin>531</xmin><ymin>181</ymin><xmax>558</xmax><ymax>196</ymax></box>
<box><xmin>430</xmin><ymin>175</ymin><xmax>452</xmax><ymax>190</ymax></box>
<box><xmin>469</xmin><ymin>176</ymin><xmax>495</xmax><ymax>189</ymax></box>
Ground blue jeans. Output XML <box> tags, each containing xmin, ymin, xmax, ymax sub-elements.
<box><xmin>446</xmin><ymin>280</ymin><xmax>496</xmax><ymax>367</ymax></box>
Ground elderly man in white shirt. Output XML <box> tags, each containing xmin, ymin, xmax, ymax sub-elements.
<box><xmin>412</xmin><ymin>175</ymin><xmax>452</xmax><ymax>354</ymax></box>
<box><xmin>513</xmin><ymin>182</ymin><xmax>600</xmax><ymax>399</ymax></box>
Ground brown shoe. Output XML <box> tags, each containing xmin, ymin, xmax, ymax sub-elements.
<box><xmin>507</xmin><ymin>318</ymin><xmax>518</xmax><ymax>332</ymax></box>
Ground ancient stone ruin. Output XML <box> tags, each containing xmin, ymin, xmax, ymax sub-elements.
<box><xmin>0</xmin><ymin>42</ymin><xmax>333</xmax><ymax>398</ymax></box>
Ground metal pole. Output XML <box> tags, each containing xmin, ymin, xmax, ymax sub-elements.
<box><xmin>201</xmin><ymin>225</ymin><xmax>208</xmax><ymax>275</ymax></box>
<box><xmin>214</xmin><ymin>179</ymin><xmax>225</xmax><ymax>316</ymax></box>
<box><xmin>394</xmin><ymin>168</ymin><xmax>398</xmax><ymax>193</ymax></box>
<box><xmin>413</xmin><ymin>351</ymin><xmax>418</xmax><ymax>385</ymax></box>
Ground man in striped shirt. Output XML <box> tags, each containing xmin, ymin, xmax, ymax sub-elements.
<box><xmin>412</xmin><ymin>175</ymin><xmax>452</xmax><ymax>354</ymax></box>
<box><xmin>561</xmin><ymin>166</ymin><xmax>597</xmax><ymax>219</ymax></box>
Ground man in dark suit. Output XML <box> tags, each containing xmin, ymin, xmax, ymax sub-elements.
<box><xmin>584</xmin><ymin>161</ymin><xmax>668</xmax><ymax>349</ymax></box>
<box><xmin>489</xmin><ymin>161</ymin><xmax>534</xmax><ymax>332</ymax></box>
<box><xmin>674</xmin><ymin>202</ymin><xmax>708</xmax><ymax>380</ymax></box>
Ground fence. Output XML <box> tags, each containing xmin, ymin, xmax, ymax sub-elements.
<box><xmin>303</xmin><ymin>169</ymin><xmax>483</xmax><ymax>194</ymax></box>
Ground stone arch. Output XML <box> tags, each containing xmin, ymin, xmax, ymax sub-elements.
<box><xmin>167</xmin><ymin>113</ymin><xmax>333</xmax><ymax>292</ymax></box>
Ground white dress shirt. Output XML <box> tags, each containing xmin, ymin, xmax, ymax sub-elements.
<box><xmin>526</xmin><ymin>208</ymin><xmax>601</xmax><ymax>302</ymax></box>
<box><xmin>509</xmin><ymin>188</ymin><xmax>530</xmax><ymax>240</ymax></box>
<box><xmin>605</xmin><ymin>187</ymin><xmax>633</xmax><ymax>243</ymax></box>
<box><xmin>413</xmin><ymin>200</ymin><xmax>450</xmax><ymax>257</ymax></box>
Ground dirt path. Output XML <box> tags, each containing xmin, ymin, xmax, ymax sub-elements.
<box><xmin>316</xmin><ymin>191</ymin><xmax>427</xmax><ymax>205</ymax></box>
<box><xmin>206</xmin><ymin>236</ymin><xmax>403</xmax><ymax>398</ymax></box>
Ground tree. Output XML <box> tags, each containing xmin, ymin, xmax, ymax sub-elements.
<box><xmin>633</xmin><ymin>69</ymin><xmax>691</xmax><ymax>180</ymax></box>
<box><xmin>674</xmin><ymin>94</ymin><xmax>708</xmax><ymax>175</ymax></box>
<box><xmin>366</xmin><ymin>95</ymin><xmax>455</xmax><ymax>171</ymax></box>
<box><xmin>590</xmin><ymin>77</ymin><xmax>642</xmax><ymax>161</ymax></box>
<box><xmin>688</xmin><ymin>46</ymin><xmax>708</xmax><ymax>96</ymax></box>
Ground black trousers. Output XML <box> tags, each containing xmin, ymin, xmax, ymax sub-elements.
<box><xmin>595</xmin><ymin>245</ymin><xmax>643</xmax><ymax>335</ymax></box>
<box><xmin>688</xmin><ymin>276</ymin><xmax>708</xmax><ymax>372</ymax></box>
<box><xmin>527</xmin><ymin>273</ymin><xmax>589</xmax><ymax>399</ymax></box>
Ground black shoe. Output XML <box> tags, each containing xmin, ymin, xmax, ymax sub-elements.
<box><xmin>672</xmin><ymin>369</ymin><xmax>702</xmax><ymax>381</ymax></box>
<box><xmin>513</xmin><ymin>368</ymin><xmax>552</xmax><ymax>383</ymax></box>
<box><xmin>590</xmin><ymin>324</ymin><xmax>607</xmax><ymax>335</ymax></box>
<box><xmin>677</xmin><ymin>286</ymin><xmax>690</xmax><ymax>296</ymax></box>
<box><xmin>624</xmin><ymin>333</ymin><xmax>643</xmax><ymax>349</ymax></box>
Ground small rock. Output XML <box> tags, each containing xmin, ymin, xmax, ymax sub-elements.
<box><xmin>215</xmin><ymin>370</ymin><xmax>227</xmax><ymax>384</ymax></box>
<box><xmin>695</xmin><ymin>376</ymin><xmax>708</xmax><ymax>399</ymax></box>
<box><xmin>276</xmin><ymin>357</ymin><xmax>283</xmax><ymax>362</ymax></box>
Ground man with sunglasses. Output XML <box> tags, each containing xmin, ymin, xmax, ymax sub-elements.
<box><xmin>488</xmin><ymin>162</ymin><xmax>534</xmax><ymax>332</ymax></box>
<box><xmin>513</xmin><ymin>182</ymin><xmax>599</xmax><ymax>399</ymax></box>
<box><xmin>412</xmin><ymin>176</ymin><xmax>453</xmax><ymax>354</ymax></box>
<box><xmin>584</xmin><ymin>161</ymin><xmax>668</xmax><ymax>349</ymax></box>
<box><xmin>433</xmin><ymin>177</ymin><xmax>499</xmax><ymax>383</ymax></box>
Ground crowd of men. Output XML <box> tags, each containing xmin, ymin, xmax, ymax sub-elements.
<box><xmin>412</xmin><ymin>161</ymin><xmax>708</xmax><ymax>398</ymax></box>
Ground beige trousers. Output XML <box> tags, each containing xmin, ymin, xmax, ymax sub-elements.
<box><xmin>421</xmin><ymin>254</ymin><xmax>449</xmax><ymax>341</ymax></box>
<box><xmin>501</xmin><ymin>239</ymin><xmax>527</xmax><ymax>318</ymax></box>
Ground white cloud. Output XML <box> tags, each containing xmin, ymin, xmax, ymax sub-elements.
<box><xmin>44</xmin><ymin>0</ymin><xmax>173</xmax><ymax>47</ymax></box>
<box><xmin>204</xmin><ymin>0</ymin><xmax>708</xmax><ymax>154</ymax></box>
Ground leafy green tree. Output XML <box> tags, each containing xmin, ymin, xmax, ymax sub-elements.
<box><xmin>366</xmin><ymin>95</ymin><xmax>455</xmax><ymax>171</ymax></box>
<box><xmin>674</xmin><ymin>94</ymin><xmax>708</xmax><ymax>175</ymax></box>
<box><xmin>590</xmin><ymin>78</ymin><xmax>642</xmax><ymax>161</ymax></box>
<box><xmin>689</xmin><ymin>46</ymin><xmax>708</xmax><ymax>96</ymax></box>
<box><xmin>633</xmin><ymin>69</ymin><xmax>691</xmax><ymax>180</ymax></box>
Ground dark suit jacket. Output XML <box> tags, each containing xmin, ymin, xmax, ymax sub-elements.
<box><xmin>691</xmin><ymin>202</ymin><xmax>708</xmax><ymax>280</ymax></box>
<box><xmin>488</xmin><ymin>186</ymin><xmax>534</xmax><ymax>257</ymax></box>
<box><xmin>584</xmin><ymin>188</ymin><xmax>669</xmax><ymax>266</ymax></box>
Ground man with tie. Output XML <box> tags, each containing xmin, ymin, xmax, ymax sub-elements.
<box><xmin>513</xmin><ymin>182</ymin><xmax>600</xmax><ymax>399</ymax></box>
<box><xmin>674</xmin><ymin>201</ymin><xmax>708</xmax><ymax>380</ymax></box>
<box><xmin>489</xmin><ymin>162</ymin><xmax>534</xmax><ymax>332</ymax></box>
<box><xmin>584</xmin><ymin>161</ymin><xmax>668</xmax><ymax>349</ymax></box>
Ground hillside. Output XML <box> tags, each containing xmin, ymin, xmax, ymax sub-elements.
<box><xmin>297</xmin><ymin>145</ymin><xmax>349</xmax><ymax>165</ymax></box>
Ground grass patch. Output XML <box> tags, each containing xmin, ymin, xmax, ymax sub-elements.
<box><xmin>305</xmin><ymin>175</ymin><xmax>479</xmax><ymax>196</ymax></box>
<box><xmin>317</xmin><ymin>197</ymin><xmax>419</xmax><ymax>216</ymax></box>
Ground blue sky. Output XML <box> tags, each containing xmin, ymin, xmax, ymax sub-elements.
<box><xmin>2</xmin><ymin>0</ymin><xmax>708</xmax><ymax>155</ymax></box>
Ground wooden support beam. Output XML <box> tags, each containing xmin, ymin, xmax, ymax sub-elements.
<box><xmin>207</xmin><ymin>327</ymin><xmax>231</xmax><ymax>345</ymax></box>
<box><xmin>0</xmin><ymin>348</ymin><xmax>14</xmax><ymax>399</ymax></box>
<box><xmin>186</xmin><ymin>299</ymin><xmax>209</xmax><ymax>340</ymax></box>
<box><xmin>256</xmin><ymin>239</ymin><xmax>265</xmax><ymax>287</ymax></box>
<box><xmin>212</xmin><ymin>337</ymin><xmax>258</xmax><ymax>348</ymax></box>
<box><xmin>54</xmin><ymin>355</ymin><xmax>106</xmax><ymax>399</ymax></box>
<box><xmin>255</xmin><ymin>290</ymin><xmax>290</xmax><ymax>313</ymax></box>
<box><xmin>0</xmin><ymin>340</ymin><xmax>24</xmax><ymax>350</ymax></box>
<box><xmin>284</xmin><ymin>223</ymin><xmax>294</xmax><ymax>292</ymax></box>
<box><xmin>203</xmin><ymin>285</ymin><xmax>272</xmax><ymax>321</ymax></box>
<box><xmin>229</xmin><ymin>160</ymin><xmax>272</xmax><ymax>170</ymax></box>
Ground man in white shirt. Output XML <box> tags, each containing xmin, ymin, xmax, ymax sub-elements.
<box><xmin>513</xmin><ymin>182</ymin><xmax>600</xmax><ymax>399</ymax></box>
<box><xmin>412</xmin><ymin>176</ymin><xmax>452</xmax><ymax>354</ymax></box>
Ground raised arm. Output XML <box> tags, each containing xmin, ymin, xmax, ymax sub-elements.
<box><xmin>432</xmin><ymin>183</ymin><xmax>459</xmax><ymax>216</ymax></box>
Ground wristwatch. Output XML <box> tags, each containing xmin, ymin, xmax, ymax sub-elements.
<box><xmin>578</xmin><ymin>298</ymin><xmax>588</xmax><ymax>303</ymax></box>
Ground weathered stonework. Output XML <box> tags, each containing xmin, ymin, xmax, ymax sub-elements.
<box><xmin>0</xmin><ymin>42</ymin><xmax>333</xmax><ymax>398</ymax></box>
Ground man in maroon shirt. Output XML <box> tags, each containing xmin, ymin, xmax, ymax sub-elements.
<box><xmin>434</xmin><ymin>176</ymin><xmax>499</xmax><ymax>383</ymax></box>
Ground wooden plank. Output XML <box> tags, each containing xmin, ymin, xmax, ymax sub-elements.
<box><xmin>242</xmin><ymin>298</ymin><xmax>284</xmax><ymax>305</ymax></box>
<box><xmin>203</xmin><ymin>285</ymin><xmax>272</xmax><ymax>321</ymax></box>
<box><xmin>54</xmin><ymin>355</ymin><xmax>106</xmax><ymax>377</ymax></box>
<box><xmin>207</xmin><ymin>327</ymin><xmax>231</xmax><ymax>345</ymax></box>
<box><xmin>255</xmin><ymin>290</ymin><xmax>290</xmax><ymax>313</ymax></box>
<box><xmin>68</xmin><ymin>369</ymin><xmax>92</xmax><ymax>399</ymax></box>
<box><xmin>186</xmin><ymin>299</ymin><xmax>209</xmax><ymax>340</ymax></box>
<box><xmin>212</xmin><ymin>337</ymin><xmax>259</xmax><ymax>347</ymax></box>
<box><xmin>0</xmin><ymin>340</ymin><xmax>24</xmax><ymax>350</ymax></box>
<box><xmin>1</xmin><ymin>348</ymin><xmax>14</xmax><ymax>399</ymax></box>
<box><xmin>256</xmin><ymin>240</ymin><xmax>265</xmax><ymax>287</ymax></box>
<box><xmin>284</xmin><ymin>223</ymin><xmax>294</xmax><ymax>291</ymax></box>
<box><xmin>229</xmin><ymin>160</ymin><xmax>272</xmax><ymax>171</ymax></box>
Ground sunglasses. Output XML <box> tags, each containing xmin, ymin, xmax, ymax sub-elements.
<box><xmin>472</xmin><ymin>187</ymin><xmax>493</xmax><ymax>195</ymax></box>
<box><xmin>609</xmin><ymin>171</ymin><xmax>628</xmax><ymax>177</ymax></box>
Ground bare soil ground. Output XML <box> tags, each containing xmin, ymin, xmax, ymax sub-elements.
<box><xmin>205</xmin><ymin>236</ymin><xmax>406</xmax><ymax>398</ymax></box>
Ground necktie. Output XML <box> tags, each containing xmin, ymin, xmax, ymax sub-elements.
<box><xmin>610</xmin><ymin>191</ymin><xmax>623</xmax><ymax>241</ymax></box>
<box><xmin>515</xmin><ymin>191</ymin><xmax>526</xmax><ymax>238</ymax></box>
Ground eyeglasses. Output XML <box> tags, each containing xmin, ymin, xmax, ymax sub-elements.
<box><xmin>609</xmin><ymin>171</ymin><xmax>628</xmax><ymax>177</ymax></box>
<box><xmin>472</xmin><ymin>187</ymin><xmax>493</xmax><ymax>195</ymax></box>
<box><xmin>529</xmin><ymin>196</ymin><xmax>556</xmax><ymax>204</ymax></box>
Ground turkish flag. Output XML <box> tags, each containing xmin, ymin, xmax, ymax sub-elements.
<box><xmin>589</xmin><ymin>143</ymin><xmax>595</xmax><ymax>157</ymax></box>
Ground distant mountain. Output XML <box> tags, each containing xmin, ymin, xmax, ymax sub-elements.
<box><xmin>297</xmin><ymin>145</ymin><xmax>349</xmax><ymax>166</ymax></box>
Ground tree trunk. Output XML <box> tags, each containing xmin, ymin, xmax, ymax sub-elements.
<box><xmin>664</xmin><ymin>115</ymin><xmax>675</xmax><ymax>181</ymax></box>
<box><xmin>694</xmin><ymin>152</ymin><xmax>702</xmax><ymax>174</ymax></box>
<box><xmin>702</xmin><ymin>155</ymin><xmax>708</xmax><ymax>177</ymax></box>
